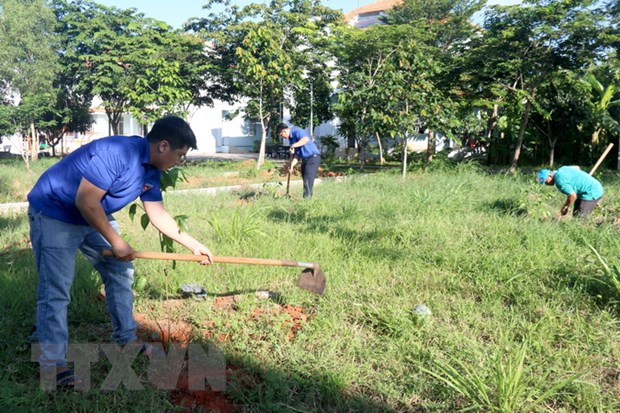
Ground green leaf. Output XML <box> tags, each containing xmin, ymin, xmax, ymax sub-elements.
<box><xmin>140</xmin><ymin>213</ymin><xmax>150</xmax><ymax>230</ymax></box>
<box><xmin>128</xmin><ymin>203</ymin><xmax>137</xmax><ymax>222</ymax></box>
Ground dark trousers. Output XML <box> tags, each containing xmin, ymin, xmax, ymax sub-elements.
<box><xmin>301</xmin><ymin>155</ymin><xmax>321</xmax><ymax>198</ymax></box>
<box><xmin>573</xmin><ymin>197</ymin><xmax>601</xmax><ymax>217</ymax></box>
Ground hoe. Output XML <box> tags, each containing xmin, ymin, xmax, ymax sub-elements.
<box><xmin>102</xmin><ymin>249</ymin><xmax>326</xmax><ymax>295</ymax></box>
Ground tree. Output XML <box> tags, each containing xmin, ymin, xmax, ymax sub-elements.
<box><xmin>332</xmin><ymin>24</ymin><xmax>445</xmax><ymax>175</ymax></box>
<box><xmin>472</xmin><ymin>0</ymin><xmax>608</xmax><ymax>172</ymax></box>
<box><xmin>236</xmin><ymin>25</ymin><xmax>296</xmax><ymax>168</ymax></box>
<box><xmin>191</xmin><ymin>0</ymin><xmax>342</xmax><ymax>169</ymax></box>
<box><xmin>581</xmin><ymin>73</ymin><xmax>620</xmax><ymax>154</ymax></box>
<box><xmin>0</xmin><ymin>0</ymin><xmax>59</xmax><ymax>163</ymax></box>
<box><xmin>39</xmin><ymin>0</ymin><xmax>97</xmax><ymax>155</ymax></box>
<box><xmin>382</xmin><ymin>0</ymin><xmax>484</xmax><ymax>164</ymax></box>
<box><xmin>54</xmin><ymin>0</ymin><xmax>204</xmax><ymax>135</ymax></box>
<box><xmin>290</xmin><ymin>59</ymin><xmax>334</xmax><ymax>137</ymax></box>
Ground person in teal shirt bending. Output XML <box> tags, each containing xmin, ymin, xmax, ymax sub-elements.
<box><xmin>537</xmin><ymin>166</ymin><xmax>604</xmax><ymax>217</ymax></box>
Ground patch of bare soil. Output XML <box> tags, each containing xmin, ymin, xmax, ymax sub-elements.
<box><xmin>212</xmin><ymin>294</ymin><xmax>244</xmax><ymax>311</ymax></box>
<box><xmin>134</xmin><ymin>313</ymin><xmax>194</xmax><ymax>344</ymax></box>
<box><xmin>133</xmin><ymin>299</ymin><xmax>312</xmax><ymax>411</ymax></box>
<box><xmin>170</xmin><ymin>370</ymin><xmax>239</xmax><ymax>413</ymax></box>
<box><xmin>134</xmin><ymin>311</ymin><xmax>239</xmax><ymax>412</ymax></box>
<box><xmin>250</xmin><ymin>304</ymin><xmax>311</xmax><ymax>341</ymax></box>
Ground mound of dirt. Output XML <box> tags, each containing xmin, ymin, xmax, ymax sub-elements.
<box><xmin>250</xmin><ymin>304</ymin><xmax>311</xmax><ymax>341</ymax></box>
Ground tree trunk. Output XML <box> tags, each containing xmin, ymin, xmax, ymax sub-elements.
<box><xmin>548</xmin><ymin>137</ymin><xmax>557</xmax><ymax>168</ymax></box>
<box><xmin>375</xmin><ymin>132</ymin><xmax>385</xmax><ymax>165</ymax></box>
<box><xmin>401</xmin><ymin>136</ymin><xmax>408</xmax><ymax>179</ymax></box>
<box><xmin>509</xmin><ymin>99</ymin><xmax>533</xmax><ymax>174</ymax></box>
<box><xmin>31</xmin><ymin>122</ymin><xmax>39</xmax><ymax>161</ymax></box>
<box><xmin>485</xmin><ymin>104</ymin><xmax>499</xmax><ymax>165</ymax></box>
<box><xmin>256</xmin><ymin>95</ymin><xmax>266</xmax><ymax>170</ymax></box>
<box><xmin>106</xmin><ymin>111</ymin><xmax>123</xmax><ymax>135</ymax></box>
<box><xmin>547</xmin><ymin>122</ymin><xmax>557</xmax><ymax>168</ymax></box>
<box><xmin>426</xmin><ymin>130</ymin><xmax>435</xmax><ymax>166</ymax></box>
<box><xmin>256</xmin><ymin>123</ymin><xmax>267</xmax><ymax>170</ymax></box>
<box><xmin>358</xmin><ymin>145</ymin><xmax>365</xmax><ymax>172</ymax></box>
<box><xmin>20</xmin><ymin>133</ymin><xmax>31</xmax><ymax>170</ymax></box>
<box><xmin>486</xmin><ymin>105</ymin><xmax>499</xmax><ymax>141</ymax></box>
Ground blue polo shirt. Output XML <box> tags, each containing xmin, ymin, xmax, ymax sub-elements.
<box><xmin>288</xmin><ymin>127</ymin><xmax>320</xmax><ymax>159</ymax></box>
<box><xmin>554</xmin><ymin>166</ymin><xmax>604</xmax><ymax>201</ymax></box>
<box><xmin>27</xmin><ymin>136</ymin><xmax>162</xmax><ymax>225</ymax></box>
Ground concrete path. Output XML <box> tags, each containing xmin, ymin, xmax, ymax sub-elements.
<box><xmin>0</xmin><ymin>175</ymin><xmax>346</xmax><ymax>214</ymax></box>
<box><xmin>186</xmin><ymin>152</ymin><xmax>259</xmax><ymax>161</ymax></box>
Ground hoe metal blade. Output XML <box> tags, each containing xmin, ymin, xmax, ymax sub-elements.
<box><xmin>297</xmin><ymin>266</ymin><xmax>326</xmax><ymax>295</ymax></box>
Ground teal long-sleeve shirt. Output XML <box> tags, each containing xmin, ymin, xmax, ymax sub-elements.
<box><xmin>554</xmin><ymin>166</ymin><xmax>604</xmax><ymax>200</ymax></box>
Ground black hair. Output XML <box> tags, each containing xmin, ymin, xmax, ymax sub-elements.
<box><xmin>275</xmin><ymin>123</ymin><xmax>289</xmax><ymax>135</ymax></box>
<box><xmin>146</xmin><ymin>115</ymin><xmax>197</xmax><ymax>150</ymax></box>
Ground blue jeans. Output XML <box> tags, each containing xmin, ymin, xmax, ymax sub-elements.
<box><xmin>28</xmin><ymin>207</ymin><xmax>136</xmax><ymax>368</ymax></box>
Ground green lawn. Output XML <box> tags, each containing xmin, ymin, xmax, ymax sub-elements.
<box><xmin>0</xmin><ymin>157</ymin><xmax>287</xmax><ymax>204</ymax></box>
<box><xmin>0</xmin><ymin>161</ymin><xmax>619</xmax><ymax>412</ymax></box>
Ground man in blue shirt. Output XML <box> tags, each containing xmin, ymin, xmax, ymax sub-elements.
<box><xmin>537</xmin><ymin>166</ymin><xmax>604</xmax><ymax>217</ymax></box>
<box><xmin>276</xmin><ymin>123</ymin><xmax>321</xmax><ymax>198</ymax></box>
<box><xmin>27</xmin><ymin>115</ymin><xmax>213</xmax><ymax>387</ymax></box>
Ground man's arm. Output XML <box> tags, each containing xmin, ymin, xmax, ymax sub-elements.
<box><xmin>561</xmin><ymin>192</ymin><xmax>578</xmax><ymax>215</ymax></box>
<box><xmin>288</xmin><ymin>136</ymin><xmax>309</xmax><ymax>154</ymax></box>
<box><xmin>288</xmin><ymin>156</ymin><xmax>299</xmax><ymax>172</ymax></box>
<box><xmin>75</xmin><ymin>178</ymin><xmax>135</xmax><ymax>260</ymax></box>
<box><xmin>143</xmin><ymin>200</ymin><xmax>213</xmax><ymax>264</ymax></box>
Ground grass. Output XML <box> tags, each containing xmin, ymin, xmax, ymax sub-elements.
<box><xmin>0</xmin><ymin>157</ymin><xmax>285</xmax><ymax>203</ymax></box>
<box><xmin>0</xmin><ymin>160</ymin><xmax>619</xmax><ymax>411</ymax></box>
<box><xmin>0</xmin><ymin>157</ymin><xmax>58</xmax><ymax>203</ymax></box>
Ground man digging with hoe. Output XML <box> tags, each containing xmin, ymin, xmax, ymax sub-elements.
<box><xmin>27</xmin><ymin>115</ymin><xmax>213</xmax><ymax>388</ymax></box>
<box><xmin>538</xmin><ymin>166</ymin><xmax>604</xmax><ymax>217</ymax></box>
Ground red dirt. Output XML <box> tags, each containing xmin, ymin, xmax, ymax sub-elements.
<box><xmin>134</xmin><ymin>313</ymin><xmax>194</xmax><ymax>344</ymax></box>
<box><xmin>134</xmin><ymin>312</ymin><xmax>238</xmax><ymax>412</ymax></box>
<box><xmin>319</xmin><ymin>171</ymin><xmax>343</xmax><ymax>178</ymax></box>
<box><xmin>170</xmin><ymin>366</ymin><xmax>239</xmax><ymax>413</ymax></box>
<box><xmin>250</xmin><ymin>304</ymin><xmax>311</xmax><ymax>341</ymax></box>
<box><xmin>133</xmin><ymin>302</ymin><xmax>311</xmax><ymax>411</ymax></box>
<box><xmin>213</xmin><ymin>294</ymin><xmax>243</xmax><ymax>311</ymax></box>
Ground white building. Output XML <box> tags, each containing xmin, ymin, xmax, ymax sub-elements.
<box><xmin>345</xmin><ymin>0</ymin><xmax>403</xmax><ymax>29</ymax></box>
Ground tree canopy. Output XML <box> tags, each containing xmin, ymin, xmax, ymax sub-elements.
<box><xmin>0</xmin><ymin>0</ymin><xmax>616</xmax><ymax>170</ymax></box>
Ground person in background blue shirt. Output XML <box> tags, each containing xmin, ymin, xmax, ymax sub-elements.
<box><xmin>277</xmin><ymin>123</ymin><xmax>321</xmax><ymax>198</ymax></box>
<box><xmin>27</xmin><ymin>115</ymin><xmax>213</xmax><ymax>388</ymax></box>
<box><xmin>537</xmin><ymin>166</ymin><xmax>604</xmax><ymax>217</ymax></box>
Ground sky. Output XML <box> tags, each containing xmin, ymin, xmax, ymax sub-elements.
<box><xmin>94</xmin><ymin>0</ymin><xmax>522</xmax><ymax>29</ymax></box>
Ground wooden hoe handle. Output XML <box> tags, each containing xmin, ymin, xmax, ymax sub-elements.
<box><xmin>102</xmin><ymin>249</ymin><xmax>316</xmax><ymax>269</ymax></box>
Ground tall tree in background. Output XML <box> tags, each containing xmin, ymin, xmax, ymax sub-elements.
<box><xmin>473</xmin><ymin>0</ymin><xmax>607</xmax><ymax>172</ymax></box>
<box><xmin>191</xmin><ymin>0</ymin><xmax>342</xmax><ymax>168</ymax></box>
<box><xmin>382</xmin><ymin>0</ymin><xmax>483</xmax><ymax>163</ymax></box>
<box><xmin>0</xmin><ymin>0</ymin><xmax>59</xmax><ymax>163</ymax></box>
<box><xmin>333</xmin><ymin>24</ymin><xmax>444</xmax><ymax>175</ymax></box>
<box><xmin>528</xmin><ymin>70</ymin><xmax>590</xmax><ymax>167</ymax></box>
<box><xmin>125</xmin><ymin>30</ymin><xmax>206</xmax><ymax>132</ymax></box>
<box><xmin>55</xmin><ymin>0</ymin><xmax>203</xmax><ymax>135</ymax></box>
<box><xmin>40</xmin><ymin>0</ymin><xmax>97</xmax><ymax>155</ymax></box>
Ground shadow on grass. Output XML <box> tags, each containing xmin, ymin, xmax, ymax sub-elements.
<box><xmin>553</xmin><ymin>267</ymin><xmax>620</xmax><ymax>313</ymax></box>
<box><xmin>142</xmin><ymin>287</ymin><xmax>288</xmax><ymax>306</ymax></box>
<box><xmin>127</xmin><ymin>318</ymin><xmax>410</xmax><ymax>412</ymax></box>
<box><xmin>0</xmin><ymin>241</ymin><xmax>412</xmax><ymax>412</ymax></box>
<box><xmin>485</xmin><ymin>198</ymin><xmax>528</xmax><ymax>217</ymax></box>
<box><xmin>267</xmin><ymin>209</ymin><xmax>406</xmax><ymax>262</ymax></box>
